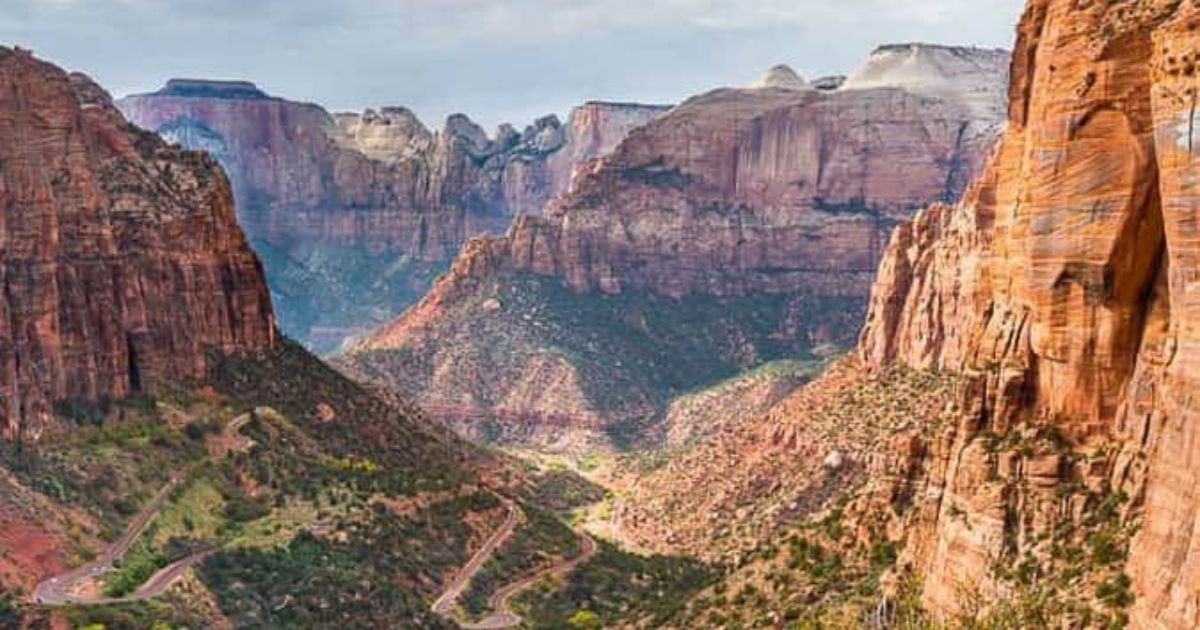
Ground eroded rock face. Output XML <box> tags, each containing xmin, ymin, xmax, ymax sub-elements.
<box><xmin>342</xmin><ymin>49</ymin><xmax>1009</xmax><ymax>448</ymax></box>
<box><xmin>857</xmin><ymin>2</ymin><xmax>1200</xmax><ymax>626</ymax></box>
<box><xmin>0</xmin><ymin>49</ymin><xmax>275</xmax><ymax>439</ymax></box>
<box><xmin>118</xmin><ymin>86</ymin><xmax>666</xmax><ymax>352</ymax></box>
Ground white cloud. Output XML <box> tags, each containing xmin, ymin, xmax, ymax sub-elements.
<box><xmin>1</xmin><ymin>0</ymin><xmax>1024</xmax><ymax>127</ymax></box>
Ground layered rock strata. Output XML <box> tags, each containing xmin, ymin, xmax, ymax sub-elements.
<box><xmin>342</xmin><ymin>49</ymin><xmax>1010</xmax><ymax>448</ymax></box>
<box><xmin>118</xmin><ymin>87</ymin><xmax>666</xmax><ymax>351</ymax></box>
<box><xmin>853</xmin><ymin>2</ymin><xmax>1200</xmax><ymax>626</ymax></box>
<box><xmin>0</xmin><ymin>49</ymin><xmax>275</xmax><ymax>439</ymax></box>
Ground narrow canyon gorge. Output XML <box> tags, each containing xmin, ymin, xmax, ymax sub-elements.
<box><xmin>340</xmin><ymin>44</ymin><xmax>1011</xmax><ymax>450</ymax></box>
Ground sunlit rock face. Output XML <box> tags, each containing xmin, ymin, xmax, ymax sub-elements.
<box><xmin>119</xmin><ymin>84</ymin><xmax>666</xmax><ymax>352</ymax></box>
<box><xmin>859</xmin><ymin>2</ymin><xmax>1200</xmax><ymax>626</ymax></box>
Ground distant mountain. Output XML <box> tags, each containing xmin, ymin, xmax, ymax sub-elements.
<box><xmin>749</xmin><ymin>64</ymin><xmax>813</xmax><ymax>90</ymax></box>
<box><xmin>338</xmin><ymin>45</ymin><xmax>1011</xmax><ymax>451</ymax></box>
<box><xmin>0</xmin><ymin>46</ymin><xmax>581</xmax><ymax>630</ymax></box>
<box><xmin>118</xmin><ymin>86</ymin><xmax>667</xmax><ymax>353</ymax></box>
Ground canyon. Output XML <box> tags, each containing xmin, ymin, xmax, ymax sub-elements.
<box><xmin>340</xmin><ymin>45</ymin><xmax>1011</xmax><ymax>450</ymax></box>
<box><xmin>14</xmin><ymin>0</ymin><xmax>1200</xmax><ymax>625</ymax></box>
<box><xmin>118</xmin><ymin>84</ymin><xmax>667</xmax><ymax>353</ymax></box>
<box><xmin>0</xmin><ymin>46</ymin><xmax>575</xmax><ymax>630</ymax></box>
<box><xmin>620</xmin><ymin>1</ymin><xmax>1200</xmax><ymax>628</ymax></box>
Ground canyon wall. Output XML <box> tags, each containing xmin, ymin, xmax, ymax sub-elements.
<box><xmin>856</xmin><ymin>1</ymin><xmax>1200</xmax><ymax>626</ymax></box>
<box><xmin>341</xmin><ymin>49</ymin><xmax>1010</xmax><ymax>449</ymax></box>
<box><xmin>118</xmin><ymin>86</ymin><xmax>666</xmax><ymax>352</ymax></box>
<box><xmin>0</xmin><ymin>49</ymin><xmax>275</xmax><ymax>440</ymax></box>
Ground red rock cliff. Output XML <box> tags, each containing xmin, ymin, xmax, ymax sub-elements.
<box><xmin>370</xmin><ymin>46</ymin><xmax>1010</xmax><ymax>331</ymax></box>
<box><xmin>118</xmin><ymin>88</ymin><xmax>665</xmax><ymax>351</ymax></box>
<box><xmin>860</xmin><ymin>1</ymin><xmax>1200</xmax><ymax>626</ymax></box>
<box><xmin>0</xmin><ymin>49</ymin><xmax>275</xmax><ymax>440</ymax></box>
<box><xmin>345</xmin><ymin>50</ymin><xmax>1009</xmax><ymax>447</ymax></box>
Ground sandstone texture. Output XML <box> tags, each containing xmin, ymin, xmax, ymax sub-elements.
<box><xmin>749</xmin><ymin>64</ymin><xmax>813</xmax><ymax>91</ymax></box>
<box><xmin>662</xmin><ymin>358</ymin><xmax>828</xmax><ymax>448</ymax></box>
<box><xmin>853</xmin><ymin>2</ymin><xmax>1200</xmax><ymax>626</ymax></box>
<box><xmin>0</xmin><ymin>49</ymin><xmax>275</xmax><ymax>440</ymax></box>
<box><xmin>118</xmin><ymin>87</ymin><xmax>666</xmax><ymax>352</ymax></box>
<box><xmin>619</xmin><ymin>3</ymin><xmax>1200</xmax><ymax>626</ymax></box>
<box><xmin>341</xmin><ymin>48</ymin><xmax>1010</xmax><ymax>448</ymax></box>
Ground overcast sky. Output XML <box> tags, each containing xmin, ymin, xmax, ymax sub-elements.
<box><xmin>4</xmin><ymin>0</ymin><xmax>1025</xmax><ymax>130</ymax></box>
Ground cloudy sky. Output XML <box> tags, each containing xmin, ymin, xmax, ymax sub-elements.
<box><xmin>4</xmin><ymin>0</ymin><xmax>1025</xmax><ymax>129</ymax></box>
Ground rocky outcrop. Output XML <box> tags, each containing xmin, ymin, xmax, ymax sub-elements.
<box><xmin>841</xmin><ymin>43</ymin><xmax>1009</xmax><ymax>126</ymax></box>
<box><xmin>341</xmin><ymin>48</ymin><xmax>1010</xmax><ymax>448</ymax></box>
<box><xmin>0</xmin><ymin>49</ymin><xmax>275</xmax><ymax>439</ymax></box>
<box><xmin>853</xmin><ymin>2</ymin><xmax>1200</xmax><ymax>626</ymax></box>
<box><xmin>543</xmin><ymin>101</ymin><xmax>673</xmax><ymax>212</ymax></box>
<box><xmin>118</xmin><ymin>87</ymin><xmax>665</xmax><ymax>352</ymax></box>
<box><xmin>749</xmin><ymin>64</ymin><xmax>813</xmax><ymax>90</ymax></box>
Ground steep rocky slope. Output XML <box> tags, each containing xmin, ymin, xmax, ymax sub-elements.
<box><xmin>618</xmin><ymin>358</ymin><xmax>958</xmax><ymax>559</ymax></box>
<box><xmin>0</xmin><ymin>49</ymin><xmax>275</xmax><ymax>441</ymax></box>
<box><xmin>0</xmin><ymin>48</ymin><xmax>567</xmax><ymax>630</ymax></box>
<box><xmin>624</xmin><ymin>1</ymin><xmax>1200</xmax><ymax>627</ymax></box>
<box><xmin>118</xmin><ymin>86</ymin><xmax>666</xmax><ymax>352</ymax></box>
<box><xmin>858</xmin><ymin>1</ymin><xmax>1200</xmax><ymax>626</ymax></box>
<box><xmin>340</xmin><ymin>47</ymin><xmax>1010</xmax><ymax>450</ymax></box>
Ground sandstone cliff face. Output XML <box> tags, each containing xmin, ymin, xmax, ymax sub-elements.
<box><xmin>343</xmin><ymin>48</ymin><xmax>1009</xmax><ymax>448</ymax></box>
<box><xmin>0</xmin><ymin>50</ymin><xmax>275</xmax><ymax>440</ymax></box>
<box><xmin>118</xmin><ymin>87</ymin><xmax>665</xmax><ymax>352</ymax></box>
<box><xmin>855</xmin><ymin>2</ymin><xmax>1200</xmax><ymax>626</ymax></box>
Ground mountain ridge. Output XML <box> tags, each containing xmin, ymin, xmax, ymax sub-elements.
<box><xmin>339</xmin><ymin>45</ymin><xmax>1011</xmax><ymax>450</ymax></box>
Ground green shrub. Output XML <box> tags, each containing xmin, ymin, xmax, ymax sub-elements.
<box><xmin>568</xmin><ymin>609</ymin><xmax>603</xmax><ymax>629</ymax></box>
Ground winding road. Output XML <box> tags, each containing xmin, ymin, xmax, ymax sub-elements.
<box><xmin>461</xmin><ymin>530</ymin><xmax>598</xmax><ymax>630</ymax></box>
<box><xmin>32</xmin><ymin>412</ymin><xmax>254</xmax><ymax>606</ymax></box>
<box><xmin>34</xmin><ymin>410</ymin><xmax>598</xmax><ymax>626</ymax></box>
<box><xmin>32</xmin><ymin>471</ymin><xmax>192</xmax><ymax>605</ymax></box>
<box><xmin>430</xmin><ymin>494</ymin><xmax>600</xmax><ymax>629</ymax></box>
<box><xmin>432</xmin><ymin>497</ymin><xmax>521</xmax><ymax>616</ymax></box>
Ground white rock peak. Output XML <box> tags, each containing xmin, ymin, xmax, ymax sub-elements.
<box><xmin>841</xmin><ymin>43</ymin><xmax>1010</xmax><ymax>125</ymax></box>
<box><xmin>750</xmin><ymin>64</ymin><xmax>813</xmax><ymax>91</ymax></box>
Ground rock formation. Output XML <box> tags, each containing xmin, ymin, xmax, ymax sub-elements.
<box><xmin>625</xmin><ymin>3</ymin><xmax>1200</xmax><ymax>627</ymax></box>
<box><xmin>615</xmin><ymin>358</ymin><xmax>959</xmax><ymax>559</ymax></box>
<box><xmin>749</xmin><ymin>64</ymin><xmax>813</xmax><ymax>90</ymax></box>
<box><xmin>857</xmin><ymin>2</ymin><xmax>1200</xmax><ymax>626</ymax></box>
<box><xmin>340</xmin><ymin>47</ymin><xmax>1010</xmax><ymax>449</ymax></box>
<box><xmin>118</xmin><ymin>86</ymin><xmax>666</xmax><ymax>352</ymax></box>
<box><xmin>0</xmin><ymin>49</ymin><xmax>275</xmax><ymax>440</ymax></box>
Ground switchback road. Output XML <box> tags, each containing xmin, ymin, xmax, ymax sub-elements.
<box><xmin>431</xmin><ymin>497</ymin><xmax>521</xmax><ymax>616</ymax></box>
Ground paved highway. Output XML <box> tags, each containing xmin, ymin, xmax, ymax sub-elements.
<box><xmin>462</xmin><ymin>531</ymin><xmax>598</xmax><ymax>630</ymax></box>
<box><xmin>33</xmin><ymin>472</ymin><xmax>185</xmax><ymax>605</ymax></box>
<box><xmin>33</xmin><ymin>412</ymin><xmax>253</xmax><ymax>606</ymax></box>
<box><xmin>431</xmin><ymin>497</ymin><xmax>521</xmax><ymax>616</ymax></box>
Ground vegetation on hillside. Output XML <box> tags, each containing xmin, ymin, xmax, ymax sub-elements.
<box><xmin>349</xmin><ymin>271</ymin><xmax>864</xmax><ymax>449</ymax></box>
<box><xmin>0</xmin><ymin>340</ymin><xmax>507</xmax><ymax>628</ymax></box>
<box><xmin>513</xmin><ymin>539</ymin><xmax>716</xmax><ymax>628</ymax></box>
<box><xmin>460</xmin><ymin>505</ymin><xmax>583</xmax><ymax>618</ymax></box>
